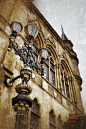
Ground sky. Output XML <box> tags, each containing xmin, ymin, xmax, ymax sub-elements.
<box><xmin>33</xmin><ymin>0</ymin><xmax>86</xmax><ymax>113</ymax></box>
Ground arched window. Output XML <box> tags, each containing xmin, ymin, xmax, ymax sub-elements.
<box><xmin>60</xmin><ymin>64</ymin><xmax>70</xmax><ymax>99</ymax></box>
<box><xmin>49</xmin><ymin>110</ymin><xmax>56</xmax><ymax>129</ymax></box>
<box><xmin>30</xmin><ymin>98</ymin><xmax>40</xmax><ymax>129</ymax></box>
<box><xmin>45</xmin><ymin>56</ymin><xmax>55</xmax><ymax>86</ymax></box>
<box><xmin>57</xmin><ymin>115</ymin><xmax>63</xmax><ymax>129</ymax></box>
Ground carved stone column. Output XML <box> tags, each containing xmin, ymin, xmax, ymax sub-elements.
<box><xmin>13</xmin><ymin>90</ymin><xmax>32</xmax><ymax>129</ymax></box>
<box><xmin>12</xmin><ymin>68</ymin><xmax>33</xmax><ymax>129</ymax></box>
<box><xmin>15</xmin><ymin>110</ymin><xmax>28</xmax><ymax>129</ymax></box>
<box><xmin>57</xmin><ymin>64</ymin><xmax>62</xmax><ymax>93</ymax></box>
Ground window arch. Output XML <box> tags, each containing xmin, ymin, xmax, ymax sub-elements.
<box><xmin>57</xmin><ymin>115</ymin><xmax>63</xmax><ymax>129</ymax></box>
<box><xmin>44</xmin><ymin>55</ymin><xmax>55</xmax><ymax>86</ymax></box>
<box><xmin>60</xmin><ymin>64</ymin><xmax>70</xmax><ymax>99</ymax></box>
<box><xmin>49</xmin><ymin>110</ymin><xmax>56</xmax><ymax>129</ymax></box>
<box><xmin>30</xmin><ymin>98</ymin><xmax>40</xmax><ymax>129</ymax></box>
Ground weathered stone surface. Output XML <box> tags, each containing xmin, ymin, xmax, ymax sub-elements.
<box><xmin>0</xmin><ymin>0</ymin><xmax>84</xmax><ymax>129</ymax></box>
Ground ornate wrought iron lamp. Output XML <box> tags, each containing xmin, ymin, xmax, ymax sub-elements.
<box><xmin>4</xmin><ymin>21</ymin><xmax>49</xmax><ymax>124</ymax></box>
<box><xmin>4</xmin><ymin>21</ymin><xmax>49</xmax><ymax>129</ymax></box>
<box><xmin>6</xmin><ymin>21</ymin><xmax>49</xmax><ymax>87</ymax></box>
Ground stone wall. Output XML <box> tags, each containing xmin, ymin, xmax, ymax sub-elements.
<box><xmin>0</xmin><ymin>0</ymin><xmax>84</xmax><ymax>129</ymax></box>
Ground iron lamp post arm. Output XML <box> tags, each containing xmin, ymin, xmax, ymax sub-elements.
<box><xmin>11</xmin><ymin>41</ymin><xmax>27</xmax><ymax>64</ymax></box>
<box><xmin>4</xmin><ymin>75</ymin><xmax>21</xmax><ymax>88</ymax></box>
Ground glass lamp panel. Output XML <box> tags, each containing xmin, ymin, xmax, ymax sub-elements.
<box><xmin>38</xmin><ymin>48</ymin><xmax>48</xmax><ymax>59</ymax></box>
<box><xmin>25</xmin><ymin>24</ymin><xmax>39</xmax><ymax>39</ymax></box>
<box><xmin>42</xmin><ymin>49</ymin><xmax>48</xmax><ymax>59</ymax></box>
<box><xmin>10</xmin><ymin>21</ymin><xmax>23</xmax><ymax>33</ymax></box>
<box><xmin>32</xmin><ymin>44</ymin><xmax>38</xmax><ymax>53</ymax></box>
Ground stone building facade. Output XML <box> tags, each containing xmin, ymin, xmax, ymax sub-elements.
<box><xmin>0</xmin><ymin>0</ymin><xmax>84</xmax><ymax>129</ymax></box>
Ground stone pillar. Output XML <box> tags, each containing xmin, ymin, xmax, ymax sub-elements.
<box><xmin>12</xmin><ymin>90</ymin><xmax>32</xmax><ymax>129</ymax></box>
<box><xmin>15</xmin><ymin>110</ymin><xmax>28</xmax><ymax>129</ymax></box>
<box><xmin>57</xmin><ymin>64</ymin><xmax>62</xmax><ymax>93</ymax></box>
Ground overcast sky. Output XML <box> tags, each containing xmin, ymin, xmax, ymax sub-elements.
<box><xmin>33</xmin><ymin>0</ymin><xmax>86</xmax><ymax>113</ymax></box>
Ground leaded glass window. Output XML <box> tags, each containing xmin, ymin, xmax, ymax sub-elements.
<box><xmin>32</xmin><ymin>41</ymin><xmax>38</xmax><ymax>65</ymax></box>
<box><xmin>60</xmin><ymin>64</ymin><xmax>70</xmax><ymax>99</ymax></box>
<box><xmin>44</xmin><ymin>56</ymin><xmax>55</xmax><ymax>86</ymax></box>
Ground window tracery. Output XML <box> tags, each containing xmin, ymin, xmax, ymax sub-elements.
<box><xmin>45</xmin><ymin>55</ymin><xmax>55</xmax><ymax>86</ymax></box>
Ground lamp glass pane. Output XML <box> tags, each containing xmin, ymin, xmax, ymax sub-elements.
<box><xmin>25</xmin><ymin>24</ymin><xmax>39</xmax><ymax>39</ymax></box>
<box><xmin>39</xmin><ymin>48</ymin><xmax>48</xmax><ymax>59</ymax></box>
<box><xmin>42</xmin><ymin>49</ymin><xmax>48</xmax><ymax>59</ymax></box>
<box><xmin>10</xmin><ymin>22</ymin><xmax>22</xmax><ymax>33</ymax></box>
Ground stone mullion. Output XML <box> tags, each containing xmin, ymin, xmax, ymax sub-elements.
<box><xmin>63</xmin><ymin>71</ymin><xmax>66</xmax><ymax>96</ymax></box>
<box><xmin>54</xmin><ymin>64</ymin><xmax>58</xmax><ymax>89</ymax></box>
<box><xmin>58</xmin><ymin>64</ymin><xmax>62</xmax><ymax>93</ymax></box>
<box><xmin>49</xmin><ymin>58</ymin><xmax>50</xmax><ymax>82</ymax></box>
